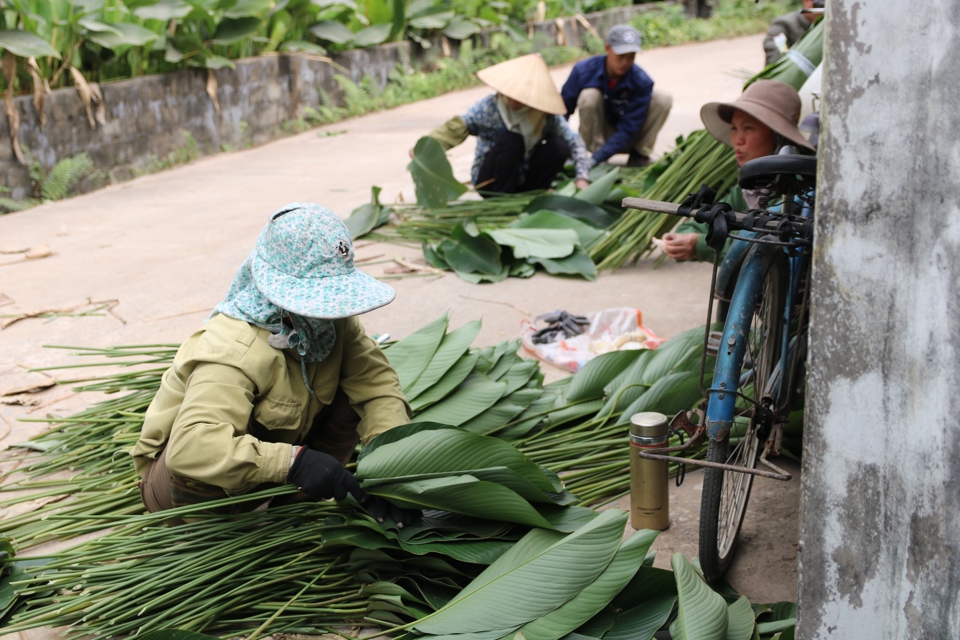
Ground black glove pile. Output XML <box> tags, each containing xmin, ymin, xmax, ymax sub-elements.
<box><xmin>530</xmin><ymin>309</ymin><xmax>589</xmax><ymax>344</ymax></box>
<box><xmin>288</xmin><ymin>447</ymin><xmax>419</xmax><ymax>528</ymax></box>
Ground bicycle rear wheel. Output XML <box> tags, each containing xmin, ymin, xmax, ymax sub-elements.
<box><xmin>699</xmin><ymin>245</ymin><xmax>787</xmax><ymax>582</ymax></box>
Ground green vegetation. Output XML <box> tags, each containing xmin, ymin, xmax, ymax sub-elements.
<box><xmin>633</xmin><ymin>0</ymin><xmax>798</xmax><ymax>48</ymax></box>
<box><xmin>0</xmin><ymin>320</ymin><xmax>798</xmax><ymax>638</ymax></box>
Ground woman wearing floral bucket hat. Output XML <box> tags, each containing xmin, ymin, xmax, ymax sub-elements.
<box><xmin>419</xmin><ymin>53</ymin><xmax>593</xmax><ymax>196</ymax></box>
<box><xmin>662</xmin><ymin>80</ymin><xmax>816</xmax><ymax>262</ymax></box>
<box><xmin>132</xmin><ymin>203</ymin><xmax>417</xmax><ymax>527</ymax></box>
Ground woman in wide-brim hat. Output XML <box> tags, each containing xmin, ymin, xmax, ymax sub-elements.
<box><xmin>663</xmin><ymin>80</ymin><xmax>815</xmax><ymax>262</ymax></box>
<box><xmin>132</xmin><ymin>203</ymin><xmax>418</xmax><ymax>527</ymax></box>
<box><xmin>421</xmin><ymin>53</ymin><xmax>592</xmax><ymax>196</ymax></box>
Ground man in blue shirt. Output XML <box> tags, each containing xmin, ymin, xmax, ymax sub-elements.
<box><xmin>561</xmin><ymin>24</ymin><xmax>672</xmax><ymax>167</ymax></box>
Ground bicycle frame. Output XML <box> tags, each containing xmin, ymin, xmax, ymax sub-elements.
<box><xmin>705</xmin><ymin>239</ymin><xmax>784</xmax><ymax>443</ymax></box>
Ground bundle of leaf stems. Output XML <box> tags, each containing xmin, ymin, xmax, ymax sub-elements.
<box><xmin>5</xmin><ymin>500</ymin><xmax>373</xmax><ymax>640</ymax></box>
<box><xmin>588</xmin><ymin>130</ymin><xmax>738</xmax><ymax>272</ymax></box>
<box><xmin>366</xmin><ymin>193</ymin><xmax>538</xmax><ymax>244</ymax></box>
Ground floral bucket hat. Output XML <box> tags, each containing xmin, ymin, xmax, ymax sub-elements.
<box><xmin>250</xmin><ymin>203</ymin><xmax>395</xmax><ymax>319</ymax></box>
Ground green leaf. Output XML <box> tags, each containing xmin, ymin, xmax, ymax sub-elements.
<box><xmin>454</xmin><ymin>262</ymin><xmax>509</xmax><ymax>284</ymax></box>
<box><xmin>211</xmin><ymin>17</ymin><xmax>262</xmax><ymax>43</ymax></box>
<box><xmin>357</xmin><ymin>428</ymin><xmax>556</xmax><ymax>494</ymax></box>
<box><xmin>442</xmin><ymin>18</ymin><xmax>480</xmax><ymax>39</ymax></box>
<box><xmin>165</xmin><ymin>42</ymin><xmax>184</xmax><ymax>63</ymax></box>
<box><xmin>575</xmin><ymin>167</ymin><xmax>619</xmax><ymax>205</ymax></box>
<box><xmin>203</xmin><ymin>54</ymin><xmax>235</xmax><ymax>69</ymax></box>
<box><xmin>358</xmin><ymin>421</ymin><xmax>456</xmax><ymax>463</ymax></box>
<box><xmin>408</xmin><ymin>136</ymin><xmax>467</xmax><ymax>208</ymax></box>
<box><xmin>486</xmin><ymin>228</ymin><xmax>579</xmax><ymax>259</ymax></box>
<box><xmin>531</xmin><ymin>248</ymin><xmax>596</xmax><ymax>281</ymax></box>
<box><xmin>565</xmin><ymin>350</ymin><xmax>645</xmax><ymax>403</ymax></box>
<box><xmin>755</xmin><ymin>601</ymin><xmax>796</xmax><ymax>622</ymax></box>
<box><xmin>756</xmin><ymin>619</ymin><xmax>796</xmax><ymax>635</ymax></box>
<box><xmin>459</xmin><ymin>388</ymin><xmax>542</xmax><ymax>436</ymax></box>
<box><xmin>669</xmin><ymin>553</ymin><xmax>728</xmax><ymax>640</ymax></box>
<box><xmin>438</xmin><ymin>225</ymin><xmax>502</xmax><ymax>275</ymax></box>
<box><xmin>603</xmin><ymin>594</ymin><xmax>677</xmax><ymax>640</ymax></box>
<box><xmin>614</xmin><ymin>371</ymin><xmax>702</xmax><ymax>425</ymax></box>
<box><xmin>524</xmin><ymin>195</ymin><xmax>617</xmax><ymax>228</ymax></box>
<box><xmin>543</xmin><ymin>398</ymin><xmax>605</xmax><ymax>429</ymax></box>
<box><xmin>409</xmin><ymin>352</ymin><xmax>479</xmax><ymax>412</ymax></box>
<box><xmin>509</xmin><ymin>529</ymin><xmax>659</xmax><ymax>640</ymax></box>
<box><xmin>309</xmin><ymin>20</ymin><xmax>354</xmax><ymax>43</ymax></box>
<box><xmin>0</xmin><ymin>30</ymin><xmax>61</xmax><ymax>58</ymax></box>
<box><xmin>383</xmin><ymin>314</ymin><xmax>448</xmax><ymax>390</ymax></box>
<box><xmin>353</xmin><ymin>22</ymin><xmax>391</xmax><ymax>46</ymax></box>
<box><xmin>86</xmin><ymin>22</ymin><xmax>160</xmax><ymax>48</ymax></box>
<box><xmin>369</xmin><ymin>476</ymin><xmax>555</xmax><ymax>528</ymax></box>
<box><xmin>404</xmin><ymin>320</ymin><xmax>482</xmax><ymax>400</ymax></box>
<box><xmin>344</xmin><ymin>186</ymin><xmax>389</xmax><ymax>239</ymax></box>
<box><xmin>134</xmin><ymin>0</ymin><xmax>194</xmax><ymax>20</ymax></box>
<box><xmin>510</xmin><ymin>261</ymin><xmax>537</xmax><ymax>278</ymax></box>
<box><xmin>422</xmin><ymin>240</ymin><xmax>449</xmax><ymax>270</ymax></box>
<box><xmin>409</xmin><ymin>8</ymin><xmax>454</xmax><ymax>29</ymax></box>
<box><xmin>78</xmin><ymin>18</ymin><xmax>123</xmax><ymax>34</ymax></box>
<box><xmin>512</xmin><ymin>210</ymin><xmax>605</xmax><ymax>249</ymax></box>
<box><xmin>224</xmin><ymin>0</ymin><xmax>273</xmax><ymax>17</ymax></box>
<box><xmin>637</xmin><ymin>326</ymin><xmax>706</xmax><ymax>385</ymax></box>
<box><xmin>415</xmin><ymin>510</ymin><xmax>629</xmax><ymax>635</ymax></box>
<box><xmin>726</xmin><ymin>596</ymin><xmax>756</xmax><ymax>640</ymax></box>
<box><xmin>279</xmin><ymin>40</ymin><xmax>327</xmax><ymax>55</ymax></box>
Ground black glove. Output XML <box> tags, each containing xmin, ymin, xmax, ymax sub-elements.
<box><xmin>288</xmin><ymin>447</ymin><xmax>364</xmax><ymax>502</ymax></box>
<box><xmin>361</xmin><ymin>495</ymin><xmax>421</xmax><ymax>529</ymax></box>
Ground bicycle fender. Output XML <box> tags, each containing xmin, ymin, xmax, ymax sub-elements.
<box><xmin>706</xmin><ymin>238</ymin><xmax>783</xmax><ymax>442</ymax></box>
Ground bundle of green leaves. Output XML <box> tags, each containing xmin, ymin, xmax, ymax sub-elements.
<box><xmin>355</xmin><ymin>138</ymin><xmax>629</xmax><ymax>282</ymax></box>
<box><xmin>0</xmin><ymin>316</ymin><xmax>800</xmax><ymax>639</ymax></box>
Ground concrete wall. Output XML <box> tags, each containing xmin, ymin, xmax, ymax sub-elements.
<box><xmin>0</xmin><ymin>4</ymin><xmax>664</xmax><ymax>202</ymax></box>
<box><xmin>798</xmin><ymin>1</ymin><xmax>960</xmax><ymax>638</ymax></box>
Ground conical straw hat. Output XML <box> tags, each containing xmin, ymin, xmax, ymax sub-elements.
<box><xmin>476</xmin><ymin>54</ymin><xmax>566</xmax><ymax>115</ymax></box>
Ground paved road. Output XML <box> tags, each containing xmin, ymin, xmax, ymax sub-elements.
<box><xmin>0</xmin><ymin>34</ymin><xmax>802</xmax><ymax>631</ymax></box>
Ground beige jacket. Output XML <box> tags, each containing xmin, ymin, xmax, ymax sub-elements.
<box><xmin>132</xmin><ymin>314</ymin><xmax>411</xmax><ymax>492</ymax></box>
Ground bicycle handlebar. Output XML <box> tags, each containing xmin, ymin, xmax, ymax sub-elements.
<box><xmin>621</xmin><ymin>197</ymin><xmax>814</xmax><ymax>244</ymax></box>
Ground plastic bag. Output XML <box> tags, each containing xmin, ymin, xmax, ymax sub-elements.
<box><xmin>520</xmin><ymin>307</ymin><xmax>665</xmax><ymax>372</ymax></box>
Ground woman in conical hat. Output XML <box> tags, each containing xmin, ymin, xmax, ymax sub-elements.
<box><xmin>421</xmin><ymin>53</ymin><xmax>592</xmax><ymax>196</ymax></box>
<box><xmin>662</xmin><ymin>80</ymin><xmax>816</xmax><ymax>261</ymax></box>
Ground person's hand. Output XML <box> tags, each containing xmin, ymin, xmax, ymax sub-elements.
<box><xmin>287</xmin><ymin>447</ymin><xmax>364</xmax><ymax>501</ymax></box>
<box><xmin>575</xmin><ymin>178</ymin><xmax>590</xmax><ymax>190</ymax></box>
<box><xmin>362</xmin><ymin>495</ymin><xmax>421</xmax><ymax>529</ymax></box>
<box><xmin>408</xmin><ymin>147</ymin><xmax>415</xmax><ymax>159</ymax></box>
<box><xmin>662</xmin><ymin>232</ymin><xmax>700</xmax><ymax>261</ymax></box>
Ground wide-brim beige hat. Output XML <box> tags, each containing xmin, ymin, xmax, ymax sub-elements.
<box><xmin>476</xmin><ymin>54</ymin><xmax>566</xmax><ymax>115</ymax></box>
<box><xmin>700</xmin><ymin>80</ymin><xmax>815</xmax><ymax>152</ymax></box>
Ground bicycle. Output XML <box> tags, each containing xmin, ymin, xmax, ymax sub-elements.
<box><xmin>623</xmin><ymin>149</ymin><xmax>817</xmax><ymax>582</ymax></box>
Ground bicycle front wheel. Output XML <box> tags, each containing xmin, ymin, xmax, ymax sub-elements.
<box><xmin>699</xmin><ymin>244</ymin><xmax>787</xmax><ymax>582</ymax></box>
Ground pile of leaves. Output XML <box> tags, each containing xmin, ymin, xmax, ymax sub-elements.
<box><xmin>0</xmin><ymin>316</ymin><xmax>798</xmax><ymax>639</ymax></box>
<box><xmin>350</xmin><ymin>138</ymin><xmax>625</xmax><ymax>282</ymax></box>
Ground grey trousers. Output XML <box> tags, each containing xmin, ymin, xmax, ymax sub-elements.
<box><xmin>577</xmin><ymin>87</ymin><xmax>673</xmax><ymax>158</ymax></box>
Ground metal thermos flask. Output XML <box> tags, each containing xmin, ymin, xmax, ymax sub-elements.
<box><xmin>629</xmin><ymin>411</ymin><xmax>669</xmax><ymax>530</ymax></box>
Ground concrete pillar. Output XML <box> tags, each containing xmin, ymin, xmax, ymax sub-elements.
<box><xmin>799</xmin><ymin>1</ymin><xmax>960</xmax><ymax>638</ymax></box>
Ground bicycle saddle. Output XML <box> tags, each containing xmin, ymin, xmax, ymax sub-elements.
<box><xmin>738</xmin><ymin>154</ymin><xmax>817</xmax><ymax>191</ymax></box>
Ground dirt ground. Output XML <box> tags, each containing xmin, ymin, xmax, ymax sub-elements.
<box><xmin>0</xmin><ymin>34</ymin><xmax>802</xmax><ymax>639</ymax></box>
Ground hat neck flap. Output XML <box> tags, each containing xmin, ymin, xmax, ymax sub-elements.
<box><xmin>211</xmin><ymin>254</ymin><xmax>337</xmax><ymax>368</ymax></box>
